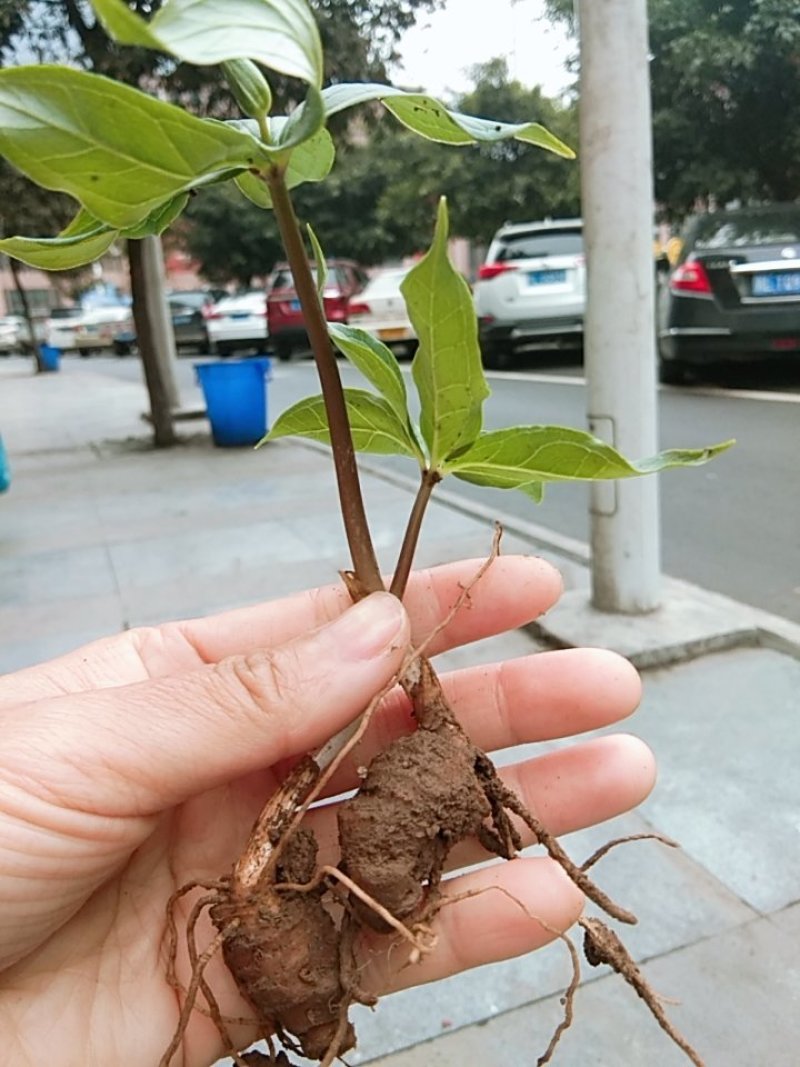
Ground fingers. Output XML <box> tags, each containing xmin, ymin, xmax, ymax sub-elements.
<box><xmin>361</xmin><ymin>856</ymin><xmax>585</xmax><ymax>995</ymax></box>
<box><xmin>180</xmin><ymin>554</ymin><xmax>562</xmax><ymax>662</ymax></box>
<box><xmin>315</xmin><ymin>647</ymin><xmax>642</xmax><ymax>797</ymax></box>
<box><xmin>0</xmin><ymin>594</ymin><xmax>409</xmax><ymax>818</ymax></box>
<box><xmin>0</xmin><ymin>555</ymin><xmax>562</xmax><ymax>708</ymax></box>
<box><xmin>445</xmin><ymin>734</ymin><xmax>656</xmax><ymax>870</ymax></box>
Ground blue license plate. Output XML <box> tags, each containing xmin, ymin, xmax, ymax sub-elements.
<box><xmin>230</xmin><ymin>312</ymin><xmax>249</xmax><ymax>319</ymax></box>
<box><xmin>528</xmin><ymin>269</ymin><xmax>566</xmax><ymax>285</ymax></box>
<box><xmin>752</xmin><ymin>271</ymin><xmax>800</xmax><ymax>296</ymax></box>
<box><xmin>289</xmin><ymin>299</ymin><xmax>302</xmax><ymax>311</ymax></box>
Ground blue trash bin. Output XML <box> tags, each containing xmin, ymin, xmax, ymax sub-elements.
<box><xmin>0</xmin><ymin>434</ymin><xmax>10</xmax><ymax>493</ymax></box>
<box><xmin>39</xmin><ymin>345</ymin><xmax>61</xmax><ymax>372</ymax></box>
<box><xmin>194</xmin><ymin>357</ymin><xmax>271</xmax><ymax>447</ymax></box>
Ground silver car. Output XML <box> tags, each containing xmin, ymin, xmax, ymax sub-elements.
<box><xmin>473</xmin><ymin>219</ymin><xmax>585</xmax><ymax>368</ymax></box>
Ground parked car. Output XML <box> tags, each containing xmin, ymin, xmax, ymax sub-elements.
<box><xmin>346</xmin><ymin>267</ymin><xmax>417</xmax><ymax>358</ymax></box>
<box><xmin>45</xmin><ymin>306</ymin><xmax>84</xmax><ymax>350</ymax></box>
<box><xmin>0</xmin><ymin>315</ymin><xmax>25</xmax><ymax>354</ymax></box>
<box><xmin>657</xmin><ymin>203</ymin><xmax>800</xmax><ymax>383</ymax></box>
<box><xmin>267</xmin><ymin>259</ymin><xmax>369</xmax><ymax>361</ymax></box>
<box><xmin>112</xmin><ymin>294</ymin><xmax>211</xmax><ymax>356</ymax></box>
<box><xmin>472</xmin><ymin>218</ymin><xmax>585</xmax><ymax>368</ymax></box>
<box><xmin>44</xmin><ymin>304</ymin><xmax>131</xmax><ymax>356</ymax></box>
<box><xmin>206</xmin><ymin>290</ymin><xmax>268</xmax><ymax>356</ymax></box>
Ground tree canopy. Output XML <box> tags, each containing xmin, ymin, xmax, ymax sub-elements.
<box><xmin>545</xmin><ymin>0</ymin><xmax>800</xmax><ymax>216</ymax></box>
<box><xmin>181</xmin><ymin>58</ymin><xmax>579</xmax><ymax>282</ymax></box>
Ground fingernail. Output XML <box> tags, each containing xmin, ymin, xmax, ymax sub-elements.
<box><xmin>331</xmin><ymin>593</ymin><xmax>407</xmax><ymax>660</ymax></box>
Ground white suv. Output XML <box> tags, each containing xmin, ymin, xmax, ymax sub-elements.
<box><xmin>473</xmin><ymin>219</ymin><xmax>585</xmax><ymax>368</ymax></box>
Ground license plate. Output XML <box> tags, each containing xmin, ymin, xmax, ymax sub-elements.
<box><xmin>230</xmin><ymin>312</ymin><xmax>250</xmax><ymax>319</ymax></box>
<box><xmin>528</xmin><ymin>269</ymin><xmax>566</xmax><ymax>285</ymax></box>
<box><xmin>752</xmin><ymin>271</ymin><xmax>800</xmax><ymax>296</ymax></box>
<box><xmin>289</xmin><ymin>299</ymin><xmax>302</xmax><ymax>312</ymax></box>
<box><xmin>377</xmin><ymin>327</ymin><xmax>407</xmax><ymax>341</ymax></box>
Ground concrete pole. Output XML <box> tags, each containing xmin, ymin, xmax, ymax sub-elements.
<box><xmin>578</xmin><ymin>0</ymin><xmax>661</xmax><ymax>613</ymax></box>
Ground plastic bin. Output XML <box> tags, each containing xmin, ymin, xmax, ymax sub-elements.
<box><xmin>0</xmin><ymin>434</ymin><xmax>10</xmax><ymax>493</ymax></box>
<box><xmin>39</xmin><ymin>344</ymin><xmax>61</xmax><ymax>372</ymax></box>
<box><xmin>194</xmin><ymin>357</ymin><xmax>271</xmax><ymax>447</ymax></box>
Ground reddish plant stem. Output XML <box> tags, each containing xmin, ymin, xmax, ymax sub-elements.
<box><xmin>266</xmin><ymin>166</ymin><xmax>383</xmax><ymax>594</ymax></box>
<box><xmin>390</xmin><ymin>468</ymin><xmax>441</xmax><ymax>598</ymax></box>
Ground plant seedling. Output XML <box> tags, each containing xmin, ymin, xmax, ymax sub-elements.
<box><xmin>0</xmin><ymin>3</ymin><xmax>730</xmax><ymax>1064</ymax></box>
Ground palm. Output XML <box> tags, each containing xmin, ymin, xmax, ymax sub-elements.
<box><xmin>0</xmin><ymin>558</ymin><xmax>654</xmax><ymax>1067</ymax></box>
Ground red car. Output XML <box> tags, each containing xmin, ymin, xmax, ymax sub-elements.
<box><xmin>266</xmin><ymin>259</ymin><xmax>369</xmax><ymax>361</ymax></box>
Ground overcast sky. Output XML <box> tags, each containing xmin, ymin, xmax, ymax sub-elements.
<box><xmin>389</xmin><ymin>0</ymin><xmax>575</xmax><ymax>100</ymax></box>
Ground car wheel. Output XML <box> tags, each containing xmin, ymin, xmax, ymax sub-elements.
<box><xmin>659</xmin><ymin>358</ymin><xmax>690</xmax><ymax>385</ymax></box>
<box><xmin>275</xmin><ymin>337</ymin><xmax>293</xmax><ymax>362</ymax></box>
<box><xmin>78</xmin><ymin>348</ymin><xmax>91</xmax><ymax>358</ymax></box>
<box><xmin>113</xmin><ymin>340</ymin><xmax>132</xmax><ymax>357</ymax></box>
<box><xmin>481</xmin><ymin>342</ymin><xmax>513</xmax><ymax>370</ymax></box>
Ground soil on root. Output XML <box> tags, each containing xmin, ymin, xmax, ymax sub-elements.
<box><xmin>163</xmin><ymin>645</ymin><xmax>705</xmax><ymax>1067</ymax></box>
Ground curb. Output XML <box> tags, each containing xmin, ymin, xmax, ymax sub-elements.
<box><xmin>300</xmin><ymin>441</ymin><xmax>800</xmax><ymax>666</ymax></box>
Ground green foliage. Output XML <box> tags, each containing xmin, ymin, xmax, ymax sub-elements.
<box><xmin>404</xmin><ymin>199</ymin><xmax>488</xmax><ymax>467</ymax></box>
<box><xmin>266</xmin><ymin>390</ymin><xmax>421</xmax><ymax>458</ymax></box>
<box><xmin>271</xmin><ymin>198</ymin><xmax>732</xmax><ymax>494</ymax></box>
<box><xmin>446</xmin><ymin>426</ymin><xmax>733</xmax><ymax>495</ymax></box>
<box><xmin>182</xmin><ymin>185</ymin><xmax>282</xmax><ymax>287</ymax></box>
<box><xmin>0</xmin><ymin>66</ymin><xmax>271</xmax><ymax>229</ymax></box>
<box><xmin>321</xmin><ymin>82</ymin><xmax>574</xmax><ymax>156</ymax></box>
<box><xmin>0</xmin><ymin>0</ymin><xmax>727</xmax><ymax>501</ymax></box>
<box><xmin>91</xmin><ymin>0</ymin><xmax>324</xmax><ymax>86</ymax></box>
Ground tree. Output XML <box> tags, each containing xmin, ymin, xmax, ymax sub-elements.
<box><xmin>181</xmin><ymin>59</ymin><xmax>579</xmax><ymax>278</ymax></box>
<box><xmin>544</xmin><ymin>0</ymin><xmax>800</xmax><ymax>217</ymax></box>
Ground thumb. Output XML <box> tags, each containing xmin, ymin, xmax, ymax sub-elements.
<box><xmin>0</xmin><ymin>593</ymin><xmax>408</xmax><ymax>818</ymax></box>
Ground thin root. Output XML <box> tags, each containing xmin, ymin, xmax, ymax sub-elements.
<box><xmin>441</xmin><ymin>883</ymin><xmax>580</xmax><ymax>1065</ymax></box>
<box><xmin>581</xmin><ymin>833</ymin><xmax>680</xmax><ymax>872</ymax></box>
<box><xmin>159</xmin><ymin>914</ymin><xmax>239</xmax><ymax>1067</ymax></box>
<box><xmin>580</xmin><ymin>917</ymin><xmax>705</xmax><ymax>1067</ymax></box>
<box><xmin>277</xmin><ymin>864</ymin><xmax>437</xmax><ymax>962</ymax></box>
<box><xmin>498</xmin><ymin>785</ymin><xmax>638</xmax><ymax>925</ymax></box>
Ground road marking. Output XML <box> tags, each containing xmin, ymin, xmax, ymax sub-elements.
<box><xmin>296</xmin><ymin>362</ymin><xmax>800</xmax><ymax>402</ymax></box>
<box><xmin>664</xmin><ymin>384</ymin><xmax>800</xmax><ymax>404</ymax></box>
<box><xmin>483</xmin><ymin>370</ymin><xmax>800</xmax><ymax>403</ymax></box>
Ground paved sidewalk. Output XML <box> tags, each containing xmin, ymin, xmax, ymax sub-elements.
<box><xmin>1</xmin><ymin>357</ymin><xmax>798</xmax><ymax>1065</ymax></box>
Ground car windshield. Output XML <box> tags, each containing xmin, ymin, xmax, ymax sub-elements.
<box><xmin>691</xmin><ymin>208</ymin><xmax>800</xmax><ymax>249</ymax></box>
<box><xmin>495</xmin><ymin>230</ymin><xmax>583</xmax><ymax>261</ymax></box>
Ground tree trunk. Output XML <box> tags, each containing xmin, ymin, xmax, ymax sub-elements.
<box><xmin>9</xmin><ymin>258</ymin><xmax>44</xmax><ymax>373</ymax></box>
<box><xmin>128</xmin><ymin>239</ymin><xmax>177</xmax><ymax>448</ymax></box>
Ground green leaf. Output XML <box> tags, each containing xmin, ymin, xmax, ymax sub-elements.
<box><xmin>0</xmin><ymin>225</ymin><xmax>117</xmax><ymax>270</ymax></box>
<box><xmin>90</xmin><ymin>0</ymin><xmax>323</xmax><ymax>87</ymax></box>
<box><xmin>265</xmin><ymin>389</ymin><xmax>421</xmax><ymax>458</ymax></box>
<box><xmin>276</xmin><ymin>86</ymin><xmax>326</xmax><ymax>149</ymax></box>
<box><xmin>222</xmin><ymin>59</ymin><xmax>273</xmax><ymax>120</ymax></box>
<box><xmin>307</xmin><ymin>223</ymin><xmax>328</xmax><ymax>298</ymax></box>
<box><xmin>122</xmin><ymin>194</ymin><xmax>190</xmax><ymax>238</ymax></box>
<box><xmin>321</xmin><ymin>83</ymin><xmax>575</xmax><ymax>157</ymax></box>
<box><xmin>447</xmin><ymin>426</ymin><xmax>735</xmax><ymax>490</ymax></box>
<box><xmin>0</xmin><ymin>66</ymin><xmax>272</xmax><ymax>229</ymax></box>
<box><xmin>404</xmin><ymin>198</ymin><xmax>490</xmax><ymax>467</ymax></box>
<box><xmin>327</xmin><ymin>323</ymin><xmax>417</xmax><ymax>433</ymax></box>
<box><xmin>233</xmin><ymin>126</ymin><xmax>334</xmax><ymax>208</ymax></box>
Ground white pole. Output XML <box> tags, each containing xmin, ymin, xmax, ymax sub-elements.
<box><xmin>578</xmin><ymin>0</ymin><xmax>661</xmax><ymax>613</ymax></box>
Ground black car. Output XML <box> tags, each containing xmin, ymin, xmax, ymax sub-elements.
<box><xmin>658</xmin><ymin>203</ymin><xmax>800</xmax><ymax>383</ymax></box>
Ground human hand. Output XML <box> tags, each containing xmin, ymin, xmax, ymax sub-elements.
<box><xmin>0</xmin><ymin>556</ymin><xmax>653</xmax><ymax>1066</ymax></box>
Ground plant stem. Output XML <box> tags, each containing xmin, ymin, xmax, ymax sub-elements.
<box><xmin>390</xmin><ymin>468</ymin><xmax>441</xmax><ymax>599</ymax></box>
<box><xmin>266</xmin><ymin>167</ymin><xmax>383</xmax><ymax>594</ymax></box>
